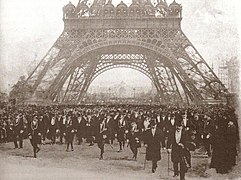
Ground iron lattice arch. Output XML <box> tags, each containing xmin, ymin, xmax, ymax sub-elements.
<box><xmin>16</xmin><ymin>0</ymin><xmax>227</xmax><ymax>105</ymax></box>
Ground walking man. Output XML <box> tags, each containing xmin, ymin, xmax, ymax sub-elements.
<box><xmin>65</xmin><ymin>115</ymin><xmax>75</xmax><ymax>152</ymax></box>
<box><xmin>144</xmin><ymin>120</ymin><xmax>164</xmax><ymax>173</ymax></box>
<box><xmin>13</xmin><ymin>114</ymin><xmax>24</xmax><ymax>149</ymax></box>
<box><xmin>167</xmin><ymin>122</ymin><xmax>191</xmax><ymax>180</ymax></box>
<box><xmin>28</xmin><ymin>116</ymin><xmax>41</xmax><ymax>158</ymax></box>
<box><xmin>96</xmin><ymin>117</ymin><xmax>108</xmax><ymax>160</ymax></box>
<box><xmin>127</xmin><ymin>122</ymin><xmax>141</xmax><ymax>160</ymax></box>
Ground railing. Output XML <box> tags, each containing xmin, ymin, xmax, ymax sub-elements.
<box><xmin>63</xmin><ymin>16</ymin><xmax>182</xmax><ymax>30</ymax></box>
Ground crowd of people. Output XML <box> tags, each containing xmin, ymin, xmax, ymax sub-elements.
<box><xmin>0</xmin><ymin>103</ymin><xmax>239</xmax><ymax>179</ymax></box>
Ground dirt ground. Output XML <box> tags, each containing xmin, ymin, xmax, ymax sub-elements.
<box><xmin>0</xmin><ymin>139</ymin><xmax>240</xmax><ymax>180</ymax></box>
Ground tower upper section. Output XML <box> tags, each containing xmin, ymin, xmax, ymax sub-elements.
<box><xmin>63</xmin><ymin>0</ymin><xmax>182</xmax><ymax>30</ymax></box>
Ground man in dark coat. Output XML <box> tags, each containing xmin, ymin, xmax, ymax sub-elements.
<box><xmin>117</xmin><ymin>114</ymin><xmax>128</xmax><ymax>152</ymax></box>
<box><xmin>95</xmin><ymin>117</ymin><xmax>108</xmax><ymax>160</ymax></box>
<box><xmin>191</xmin><ymin>113</ymin><xmax>203</xmax><ymax>148</ymax></box>
<box><xmin>144</xmin><ymin>120</ymin><xmax>164</xmax><ymax>173</ymax></box>
<box><xmin>41</xmin><ymin>113</ymin><xmax>49</xmax><ymax>141</ymax></box>
<box><xmin>28</xmin><ymin>116</ymin><xmax>41</xmax><ymax>158</ymax></box>
<box><xmin>13</xmin><ymin>114</ymin><xmax>24</xmax><ymax>149</ymax></box>
<box><xmin>6</xmin><ymin>119</ymin><xmax>14</xmax><ymax>143</ymax></box>
<box><xmin>0</xmin><ymin>120</ymin><xmax>8</xmax><ymax>143</ymax></box>
<box><xmin>210</xmin><ymin>122</ymin><xmax>229</xmax><ymax>174</ymax></box>
<box><xmin>85</xmin><ymin>114</ymin><xmax>94</xmax><ymax>146</ymax></box>
<box><xmin>160</xmin><ymin>113</ymin><xmax>168</xmax><ymax>149</ymax></box>
<box><xmin>76</xmin><ymin>113</ymin><xmax>85</xmax><ymax>145</ymax></box>
<box><xmin>55</xmin><ymin>114</ymin><xmax>66</xmax><ymax>145</ymax></box>
<box><xmin>38</xmin><ymin>115</ymin><xmax>45</xmax><ymax>143</ymax></box>
<box><xmin>126</xmin><ymin>122</ymin><xmax>141</xmax><ymax>160</ymax></box>
<box><xmin>105</xmin><ymin>114</ymin><xmax>115</xmax><ymax>144</ymax></box>
<box><xmin>65</xmin><ymin>115</ymin><xmax>75</xmax><ymax>152</ymax></box>
<box><xmin>181</xmin><ymin>113</ymin><xmax>196</xmax><ymax>133</ymax></box>
<box><xmin>48</xmin><ymin>114</ymin><xmax>57</xmax><ymax>144</ymax></box>
<box><xmin>226</xmin><ymin>120</ymin><xmax>237</xmax><ymax>171</ymax></box>
<box><xmin>201</xmin><ymin>115</ymin><xmax>214</xmax><ymax>157</ymax></box>
<box><xmin>166</xmin><ymin>114</ymin><xmax>176</xmax><ymax>148</ymax></box>
<box><xmin>167</xmin><ymin>122</ymin><xmax>190</xmax><ymax>180</ymax></box>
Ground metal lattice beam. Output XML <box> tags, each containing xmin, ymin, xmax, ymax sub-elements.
<box><xmin>17</xmin><ymin>3</ymin><xmax>227</xmax><ymax>105</ymax></box>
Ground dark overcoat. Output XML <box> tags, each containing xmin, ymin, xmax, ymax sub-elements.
<box><xmin>48</xmin><ymin>116</ymin><xmax>57</xmax><ymax>139</ymax></box>
<box><xmin>127</xmin><ymin>130</ymin><xmax>141</xmax><ymax>148</ymax></box>
<box><xmin>13</xmin><ymin>118</ymin><xmax>24</xmax><ymax>138</ymax></box>
<box><xmin>95</xmin><ymin>121</ymin><xmax>108</xmax><ymax>148</ymax></box>
<box><xmin>117</xmin><ymin>119</ymin><xmax>127</xmax><ymax>142</ymax></box>
<box><xmin>76</xmin><ymin>116</ymin><xmax>86</xmax><ymax>138</ymax></box>
<box><xmin>210</xmin><ymin>128</ymin><xmax>229</xmax><ymax>173</ymax></box>
<box><xmin>106</xmin><ymin>117</ymin><xmax>115</xmax><ymax>140</ymax></box>
<box><xmin>65</xmin><ymin>120</ymin><xmax>75</xmax><ymax>143</ymax></box>
<box><xmin>168</xmin><ymin>129</ymin><xmax>187</xmax><ymax>163</ymax></box>
<box><xmin>85</xmin><ymin>116</ymin><xmax>95</xmax><ymax>138</ymax></box>
<box><xmin>144</xmin><ymin>128</ymin><xmax>164</xmax><ymax>161</ymax></box>
<box><xmin>225</xmin><ymin>124</ymin><xmax>237</xmax><ymax>169</ymax></box>
<box><xmin>28</xmin><ymin>121</ymin><xmax>41</xmax><ymax>144</ymax></box>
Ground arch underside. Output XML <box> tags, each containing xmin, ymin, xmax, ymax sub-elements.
<box><xmin>25</xmin><ymin>28</ymin><xmax>227</xmax><ymax>104</ymax></box>
<box><xmin>58</xmin><ymin>52</ymin><xmax>184</xmax><ymax>104</ymax></box>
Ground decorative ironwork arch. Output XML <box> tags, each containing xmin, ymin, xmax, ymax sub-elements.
<box><xmin>91</xmin><ymin>64</ymin><xmax>153</xmax><ymax>82</ymax></box>
<box><xmin>12</xmin><ymin>1</ymin><xmax>228</xmax><ymax>105</ymax></box>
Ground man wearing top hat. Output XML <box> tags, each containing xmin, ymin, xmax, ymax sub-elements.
<box><xmin>48</xmin><ymin>113</ymin><xmax>57</xmax><ymax>144</ymax></box>
<box><xmin>167</xmin><ymin>121</ymin><xmax>190</xmax><ymax>180</ymax></box>
<box><xmin>96</xmin><ymin>116</ymin><xmax>108</xmax><ymax>160</ymax></box>
<box><xmin>65</xmin><ymin>115</ymin><xmax>75</xmax><ymax>152</ymax></box>
<box><xmin>226</xmin><ymin>119</ymin><xmax>238</xmax><ymax>171</ymax></box>
<box><xmin>201</xmin><ymin>114</ymin><xmax>214</xmax><ymax>157</ymax></box>
<box><xmin>144</xmin><ymin>119</ymin><xmax>164</xmax><ymax>173</ymax></box>
<box><xmin>117</xmin><ymin>113</ymin><xmax>128</xmax><ymax>152</ymax></box>
<box><xmin>181</xmin><ymin>111</ymin><xmax>196</xmax><ymax>134</ymax></box>
<box><xmin>76</xmin><ymin>112</ymin><xmax>86</xmax><ymax>145</ymax></box>
<box><xmin>85</xmin><ymin>113</ymin><xmax>95</xmax><ymax>146</ymax></box>
<box><xmin>13</xmin><ymin>113</ymin><xmax>24</xmax><ymax>149</ymax></box>
<box><xmin>105</xmin><ymin>113</ymin><xmax>115</xmax><ymax>145</ymax></box>
<box><xmin>166</xmin><ymin>113</ymin><xmax>176</xmax><ymax>148</ymax></box>
<box><xmin>28</xmin><ymin>115</ymin><xmax>41</xmax><ymax>158</ymax></box>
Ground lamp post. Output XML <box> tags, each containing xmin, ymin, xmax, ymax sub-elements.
<box><xmin>133</xmin><ymin>88</ymin><xmax>136</xmax><ymax>98</ymax></box>
<box><xmin>108</xmin><ymin>87</ymin><xmax>111</xmax><ymax>102</ymax></box>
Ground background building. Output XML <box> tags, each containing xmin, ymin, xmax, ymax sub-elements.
<box><xmin>217</xmin><ymin>56</ymin><xmax>239</xmax><ymax>94</ymax></box>
<box><xmin>86</xmin><ymin>81</ymin><xmax>158</xmax><ymax>104</ymax></box>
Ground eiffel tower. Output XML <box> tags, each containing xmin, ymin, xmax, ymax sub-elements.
<box><xmin>13</xmin><ymin>0</ymin><xmax>228</xmax><ymax>105</ymax></box>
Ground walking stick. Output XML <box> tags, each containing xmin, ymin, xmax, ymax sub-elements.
<box><xmin>109</xmin><ymin>144</ymin><xmax>114</xmax><ymax>150</ymax></box>
<box><xmin>167</xmin><ymin>151</ymin><xmax>170</xmax><ymax>176</ymax></box>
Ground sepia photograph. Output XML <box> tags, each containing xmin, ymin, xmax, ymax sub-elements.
<box><xmin>0</xmin><ymin>0</ymin><xmax>240</xmax><ymax>179</ymax></box>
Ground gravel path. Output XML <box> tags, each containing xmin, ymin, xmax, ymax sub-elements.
<box><xmin>0</xmin><ymin>140</ymin><xmax>240</xmax><ymax>180</ymax></box>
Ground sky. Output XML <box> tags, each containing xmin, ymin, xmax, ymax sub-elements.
<box><xmin>0</xmin><ymin>0</ymin><xmax>240</xmax><ymax>93</ymax></box>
